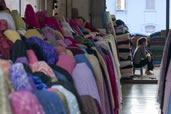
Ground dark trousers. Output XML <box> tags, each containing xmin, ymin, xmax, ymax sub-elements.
<box><xmin>134</xmin><ymin>58</ymin><xmax>154</xmax><ymax>71</ymax></box>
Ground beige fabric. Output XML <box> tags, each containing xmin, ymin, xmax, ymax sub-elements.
<box><xmin>92</xmin><ymin>47</ymin><xmax>115</xmax><ymax>109</ymax></box>
<box><xmin>65</xmin><ymin>49</ymin><xmax>73</xmax><ymax>57</ymax></box>
<box><xmin>96</xmin><ymin>35</ymin><xmax>123</xmax><ymax>102</ymax></box>
<box><xmin>4</xmin><ymin>29</ymin><xmax>21</xmax><ymax>43</ymax></box>
<box><xmin>0</xmin><ymin>65</ymin><xmax>12</xmax><ymax>114</ymax></box>
<box><xmin>116</xmin><ymin>33</ymin><xmax>130</xmax><ymax>42</ymax></box>
<box><xmin>85</xmin><ymin>54</ymin><xmax>106</xmax><ymax>114</ymax></box>
<box><xmin>24</xmin><ymin>29</ymin><xmax>43</xmax><ymax>39</ymax></box>
<box><xmin>120</xmin><ymin>68</ymin><xmax>133</xmax><ymax>77</ymax></box>
<box><xmin>118</xmin><ymin>44</ymin><xmax>130</xmax><ymax>49</ymax></box>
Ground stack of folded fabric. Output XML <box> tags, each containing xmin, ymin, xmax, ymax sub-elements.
<box><xmin>116</xmin><ymin>33</ymin><xmax>133</xmax><ymax>78</ymax></box>
<box><xmin>150</xmin><ymin>31</ymin><xmax>166</xmax><ymax>65</ymax></box>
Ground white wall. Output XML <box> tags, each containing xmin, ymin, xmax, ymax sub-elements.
<box><xmin>106</xmin><ymin>0</ymin><xmax>166</xmax><ymax>35</ymax></box>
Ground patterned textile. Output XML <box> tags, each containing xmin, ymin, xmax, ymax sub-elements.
<box><xmin>24</xmin><ymin>4</ymin><xmax>40</xmax><ymax>28</ymax></box>
<box><xmin>10</xmin><ymin>63</ymin><xmax>34</xmax><ymax>91</ymax></box>
<box><xmin>0</xmin><ymin>65</ymin><xmax>12</xmax><ymax>114</ymax></box>
<box><xmin>30</xmin><ymin>61</ymin><xmax>57</xmax><ymax>82</ymax></box>
<box><xmin>0</xmin><ymin>59</ymin><xmax>14</xmax><ymax>93</ymax></box>
<box><xmin>52</xmin><ymin>85</ymin><xmax>81</xmax><ymax>114</ymax></box>
<box><xmin>9</xmin><ymin>91</ymin><xmax>45</xmax><ymax>114</ymax></box>
<box><xmin>25</xmin><ymin>37</ymin><xmax>58</xmax><ymax>64</ymax></box>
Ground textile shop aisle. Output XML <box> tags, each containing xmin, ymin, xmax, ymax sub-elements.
<box><xmin>120</xmin><ymin>84</ymin><xmax>160</xmax><ymax>114</ymax></box>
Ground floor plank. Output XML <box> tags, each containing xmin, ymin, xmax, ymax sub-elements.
<box><xmin>120</xmin><ymin>84</ymin><xmax>160</xmax><ymax>114</ymax></box>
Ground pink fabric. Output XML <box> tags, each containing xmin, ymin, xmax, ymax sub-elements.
<box><xmin>0</xmin><ymin>19</ymin><xmax>8</xmax><ymax>31</ymax></box>
<box><xmin>48</xmin><ymin>88</ymin><xmax>58</xmax><ymax>92</ymax></box>
<box><xmin>36</xmin><ymin>11</ymin><xmax>49</xmax><ymax>28</ymax></box>
<box><xmin>27</xmin><ymin>50</ymin><xmax>38</xmax><ymax>64</ymax></box>
<box><xmin>56</xmin><ymin>54</ymin><xmax>76</xmax><ymax>74</ymax></box>
<box><xmin>46</xmin><ymin>17</ymin><xmax>64</xmax><ymax>35</ymax></box>
<box><xmin>30</xmin><ymin>61</ymin><xmax>56</xmax><ymax>78</ymax></box>
<box><xmin>9</xmin><ymin>91</ymin><xmax>44</xmax><ymax>114</ymax></box>
<box><xmin>24</xmin><ymin>4</ymin><xmax>40</xmax><ymax>28</ymax></box>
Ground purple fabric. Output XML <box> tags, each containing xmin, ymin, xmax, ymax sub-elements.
<box><xmin>163</xmin><ymin>61</ymin><xmax>171</xmax><ymax>114</ymax></box>
<box><xmin>15</xmin><ymin>57</ymin><xmax>29</xmax><ymax>64</ymax></box>
<box><xmin>10</xmin><ymin>63</ymin><xmax>34</xmax><ymax>91</ymax></box>
<box><xmin>41</xmin><ymin>27</ymin><xmax>60</xmax><ymax>44</ymax></box>
<box><xmin>72</xmin><ymin>63</ymin><xmax>101</xmax><ymax>107</ymax></box>
<box><xmin>25</xmin><ymin>37</ymin><xmax>58</xmax><ymax>64</ymax></box>
<box><xmin>158</xmin><ymin>32</ymin><xmax>171</xmax><ymax>104</ymax></box>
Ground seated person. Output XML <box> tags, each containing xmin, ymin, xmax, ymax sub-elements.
<box><xmin>133</xmin><ymin>37</ymin><xmax>154</xmax><ymax>75</ymax></box>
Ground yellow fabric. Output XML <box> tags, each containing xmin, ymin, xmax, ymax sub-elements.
<box><xmin>55</xmin><ymin>30</ymin><xmax>64</xmax><ymax>40</ymax></box>
<box><xmin>4</xmin><ymin>29</ymin><xmax>21</xmax><ymax>43</ymax></box>
<box><xmin>92</xmin><ymin>47</ymin><xmax>115</xmax><ymax>109</ymax></box>
<box><xmin>65</xmin><ymin>49</ymin><xmax>73</xmax><ymax>57</ymax></box>
<box><xmin>11</xmin><ymin>10</ymin><xmax>26</xmax><ymax>30</ymax></box>
<box><xmin>24</xmin><ymin>29</ymin><xmax>43</xmax><ymax>39</ymax></box>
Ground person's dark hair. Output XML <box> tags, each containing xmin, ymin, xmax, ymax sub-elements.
<box><xmin>138</xmin><ymin>37</ymin><xmax>147</xmax><ymax>46</ymax></box>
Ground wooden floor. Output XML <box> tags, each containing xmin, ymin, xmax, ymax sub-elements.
<box><xmin>120</xmin><ymin>84</ymin><xmax>160</xmax><ymax>114</ymax></box>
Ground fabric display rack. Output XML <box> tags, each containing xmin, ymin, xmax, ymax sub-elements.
<box><xmin>157</xmin><ymin>31</ymin><xmax>171</xmax><ymax>114</ymax></box>
<box><xmin>0</xmin><ymin>2</ymin><xmax>123</xmax><ymax>114</ymax></box>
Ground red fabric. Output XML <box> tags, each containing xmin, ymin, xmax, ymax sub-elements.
<box><xmin>24</xmin><ymin>4</ymin><xmax>40</xmax><ymax>28</ymax></box>
<box><xmin>46</xmin><ymin>17</ymin><xmax>64</xmax><ymax>35</ymax></box>
<box><xmin>36</xmin><ymin>11</ymin><xmax>49</xmax><ymax>28</ymax></box>
<box><xmin>0</xmin><ymin>0</ymin><xmax>7</xmax><ymax>9</ymax></box>
<box><xmin>105</xmin><ymin>55</ymin><xmax>119</xmax><ymax>114</ymax></box>
<box><xmin>0</xmin><ymin>32</ymin><xmax>13</xmax><ymax>59</ymax></box>
<box><xmin>0</xmin><ymin>19</ymin><xmax>8</xmax><ymax>31</ymax></box>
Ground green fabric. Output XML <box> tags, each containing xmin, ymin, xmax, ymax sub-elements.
<box><xmin>11</xmin><ymin>10</ymin><xmax>26</xmax><ymax>30</ymax></box>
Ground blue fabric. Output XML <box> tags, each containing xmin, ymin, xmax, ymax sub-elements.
<box><xmin>25</xmin><ymin>37</ymin><xmax>58</xmax><ymax>64</ymax></box>
<box><xmin>74</xmin><ymin>54</ymin><xmax>96</xmax><ymax>79</ymax></box>
<box><xmin>27</xmin><ymin>73</ymin><xmax>48</xmax><ymax>90</ymax></box>
<box><xmin>52</xmin><ymin>70</ymin><xmax>69</xmax><ymax>82</ymax></box>
<box><xmin>33</xmin><ymin>90</ymin><xmax>67</xmax><ymax>114</ymax></box>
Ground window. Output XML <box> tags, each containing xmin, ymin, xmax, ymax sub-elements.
<box><xmin>116</xmin><ymin>0</ymin><xmax>126</xmax><ymax>10</ymax></box>
<box><xmin>145</xmin><ymin>25</ymin><xmax>156</xmax><ymax>33</ymax></box>
<box><xmin>146</xmin><ymin>0</ymin><xmax>155</xmax><ymax>10</ymax></box>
